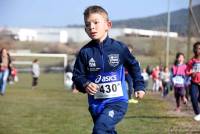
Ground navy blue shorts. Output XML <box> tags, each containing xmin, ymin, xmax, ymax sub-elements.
<box><xmin>89</xmin><ymin>101</ymin><xmax>128</xmax><ymax>134</ymax></box>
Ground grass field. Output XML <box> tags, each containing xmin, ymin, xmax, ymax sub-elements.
<box><xmin>0</xmin><ymin>73</ymin><xmax>200</xmax><ymax>134</ymax></box>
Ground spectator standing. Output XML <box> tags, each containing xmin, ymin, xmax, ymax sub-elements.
<box><xmin>0</xmin><ymin>48</ymin><xmax>11</xmax><ymax>95</ymax></box>
<box><xmin>32</xmin><ymin>59</ymin><xmax>40</xmax><ymax>89</ymax></box>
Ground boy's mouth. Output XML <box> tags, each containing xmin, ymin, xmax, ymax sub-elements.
<box><xmin>90</xmin><ymin>32</ymin><xmax>97</xmax><ymax>36</ymax></box>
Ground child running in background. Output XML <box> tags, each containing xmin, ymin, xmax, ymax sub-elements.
<box><xmin>186</xmin><ymin>41</ymin><xmax>200</xmax><ymax>121</ymax></box>
<box><xmin>172</xmin><ymin>52</ymin><xmax>187</xmax><ymax>112</ymax></box>
<box><xmin>162</xmin><ymin>66</ymin><xmax>171</xmax><ymax>97</ymax></box>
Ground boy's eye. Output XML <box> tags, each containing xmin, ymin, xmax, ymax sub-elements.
<box><xmin>85</xmin><ymin>23</ymin><xmax>90</xmax><ymax>27</ymax></box>
<box><xmin>94</xmin><ymin>21</ymin><xmax>100</xmax><ymax>24</ymax></box>
<box><xmin>85</xmin><ymin>21</ymin><xmax>102</xmax><ymax>28</ymax></box>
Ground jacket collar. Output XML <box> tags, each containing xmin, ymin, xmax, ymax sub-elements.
<box><xmin>92</xmin><ymin>36</ymin><xmax>110</xmax><ymax>47</ymax></box>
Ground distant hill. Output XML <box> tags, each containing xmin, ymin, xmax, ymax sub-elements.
<box><xmin>112</xmin><ymin>4</ymin><xmax>200</xmax><ymax>36</ymax></box>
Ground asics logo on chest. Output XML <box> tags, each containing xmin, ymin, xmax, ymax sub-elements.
<box><xmin>95</xmin><ymin>75</ymin><xmax>117</xmax><ymax>83</ymax></box>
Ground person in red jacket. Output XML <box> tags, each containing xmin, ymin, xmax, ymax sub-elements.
<box><xmin>186</xmin><ymin>41</ymin><xmax>200</xmax><ymax>121</ymax></box>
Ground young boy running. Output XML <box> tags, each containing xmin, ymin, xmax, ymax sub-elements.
<box><xmin>72</xmin><ymin>5</ymin><xmax>145</xmax><ymax>133</ymax></box>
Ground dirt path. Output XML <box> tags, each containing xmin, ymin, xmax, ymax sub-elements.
<box><xmin>163</xmin><ymin>92</ymin><xmax>194</xmax><ymax>117</ymax></box>
<box><xmin>150</xmin><ymin>91</ymin><xmax>200</xmax><ymax>133</ymax></box>
<box><xmin>146</xmin><ymin>91</ymin><xmax>194</xmax><ymax>117</ymax></box>
<box><xmin>146</xmin><ymin>79</ymin><xmax>194</xmax><ymax>117</ymax></box>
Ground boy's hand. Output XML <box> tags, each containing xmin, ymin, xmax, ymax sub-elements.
<box><xmin>135</xmin><ymin>91</ymin><xmax>145</xmax><ymax>99</ymax></box>
<box><xmin>85</xmin><ymin>82</ymin><xmax>99</xmax><ymax>95</ymax></box>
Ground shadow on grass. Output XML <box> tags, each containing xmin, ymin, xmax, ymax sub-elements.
<box><xmin>125</xmin><ymin>115</ymin><xmax>188</xmax><ymax>120</ymax></box>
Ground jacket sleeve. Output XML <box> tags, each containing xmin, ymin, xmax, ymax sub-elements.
<box><xmin>72</xmin><ymin>51</ymin><xmax>91</xmax><ymax>93</ymax></box>
<box><xmin>123</xmin><ymin>46</ymin><xmax>145</xmax><ymax>92</ymax></box>
<box><xmin>186</xmin><ymin>60</ymin><xmax>193</xmax><ymax>76</ymax></box>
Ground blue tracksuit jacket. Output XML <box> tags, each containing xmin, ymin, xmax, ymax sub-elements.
<box><xmin>72</xmin><ymin>36</ymin><xmax>144</xmax><ymax>115</ymax></box>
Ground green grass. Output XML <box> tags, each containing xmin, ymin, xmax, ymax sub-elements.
<box><xmin>0</xmin><ymin>73</ymin><xmax>200</xmax><ymax>134</ymax></box>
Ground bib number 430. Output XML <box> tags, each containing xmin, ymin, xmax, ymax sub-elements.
<box><xmin>94</xmin><ymin>81</ymin><xmax>123</xmax><ymax>99</ymax></box>
<box><xmin>99</xmin><ymin>84</ymin><xmax>117</xmax><ymax>93</ymax></box>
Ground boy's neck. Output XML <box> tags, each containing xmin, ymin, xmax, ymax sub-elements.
<box><xmin>96</xmin><ymin>33</ymin><xmax>108</xmax><ymax>44</ymax></box>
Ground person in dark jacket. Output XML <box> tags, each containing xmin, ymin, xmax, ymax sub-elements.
<box><xmin>72</xmin><ymin>5</ymin><xmax>145</xmax><ymax>134</ymax></box>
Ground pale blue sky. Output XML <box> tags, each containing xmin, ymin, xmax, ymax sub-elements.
<box><xmin>0</xmin><ymin>0</ymin><xmax>194</xmax><ymax>27</ymax></box>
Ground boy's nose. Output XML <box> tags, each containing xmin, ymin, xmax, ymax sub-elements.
<box><xmin>89</xmin><ymin>23</ymin><xmax>95</xmax><ymax>29</ymax></box>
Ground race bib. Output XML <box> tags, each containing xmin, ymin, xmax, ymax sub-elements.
<box><xmin>172</xmin><ymin>76</ymin><xmax>184</xmax><ymax>85</ymax></box>
<box><xmin>88</xmin><ymin>71</ymin><xmax>123</xmax><ymax>99</ymax></box>
<box><xmin>192</xmin><ymin>63</ymin><xmax>200</xmax><ymax>73</ymax></box>
<box><xmin>94</xmin><ymin>81</ymin><xmax>123</xmax><ymax>99</ymax></box>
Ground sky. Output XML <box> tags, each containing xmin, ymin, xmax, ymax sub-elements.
<box><xmin>0</xmin><ymin>0</ymin><xmax>197</xmax><ymax>27</ymax></box>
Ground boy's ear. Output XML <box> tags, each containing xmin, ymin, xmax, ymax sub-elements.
<box><xmin>107</xmin><ymin>20</ymin><xmax>112</xmax><ymax>29</ymax></box>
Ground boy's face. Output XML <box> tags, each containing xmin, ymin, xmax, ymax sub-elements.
<box><xmin>85</xmin><ymin>13</ymin><xmax>112</xmax><ymax>42</ymax></box>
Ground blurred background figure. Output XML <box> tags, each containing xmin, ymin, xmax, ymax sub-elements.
<box><xmin>146</xmin><ymin>64</ymin><xmax>152</xmax><ymax>76</ymax></box>
<box><xmin>125</xmin><ymin>45</ymin><xmax>139</xmax><ymax>103</ymax></box>
<box><xmin>8</xmin><ymin>66</ymin><xmax>18</xmax><ymax>84</ymax></box>
<box><xmin>31</xmin><ymin>59</ymin><xmax>40</xmax><ymax>89</ymax></box>
<box><xmin>0</xmin><ymin>48</ymin><xmax>12</xmax><ymax>95</ymax></box>
<box><xmin>64</xmin><ymin>71</ymin><xmax>73</xmax><ymax>90</ymax></box>
<box><xmin>152</xmin><ymin>66</ymin><xmax>163</xmax><ymax>92</ymax></box>
<box><xmin>125</xmin><ymin>68</ymin><xmax>138</xmax><ymax>104</ymax></box>
<box><xmin>65</xmin><ymin>57</ymin><xmax>78</xmax><ymax>93</ymax></box>
<box><xmin>161</xmin><ymin>66</ymin><xmax>171</xmax><ymax>97</ymax></box>
<box><xmin>141</xmin><ymin>68</ymin><xmax>149</xmax><ymax>90</ymax></box>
